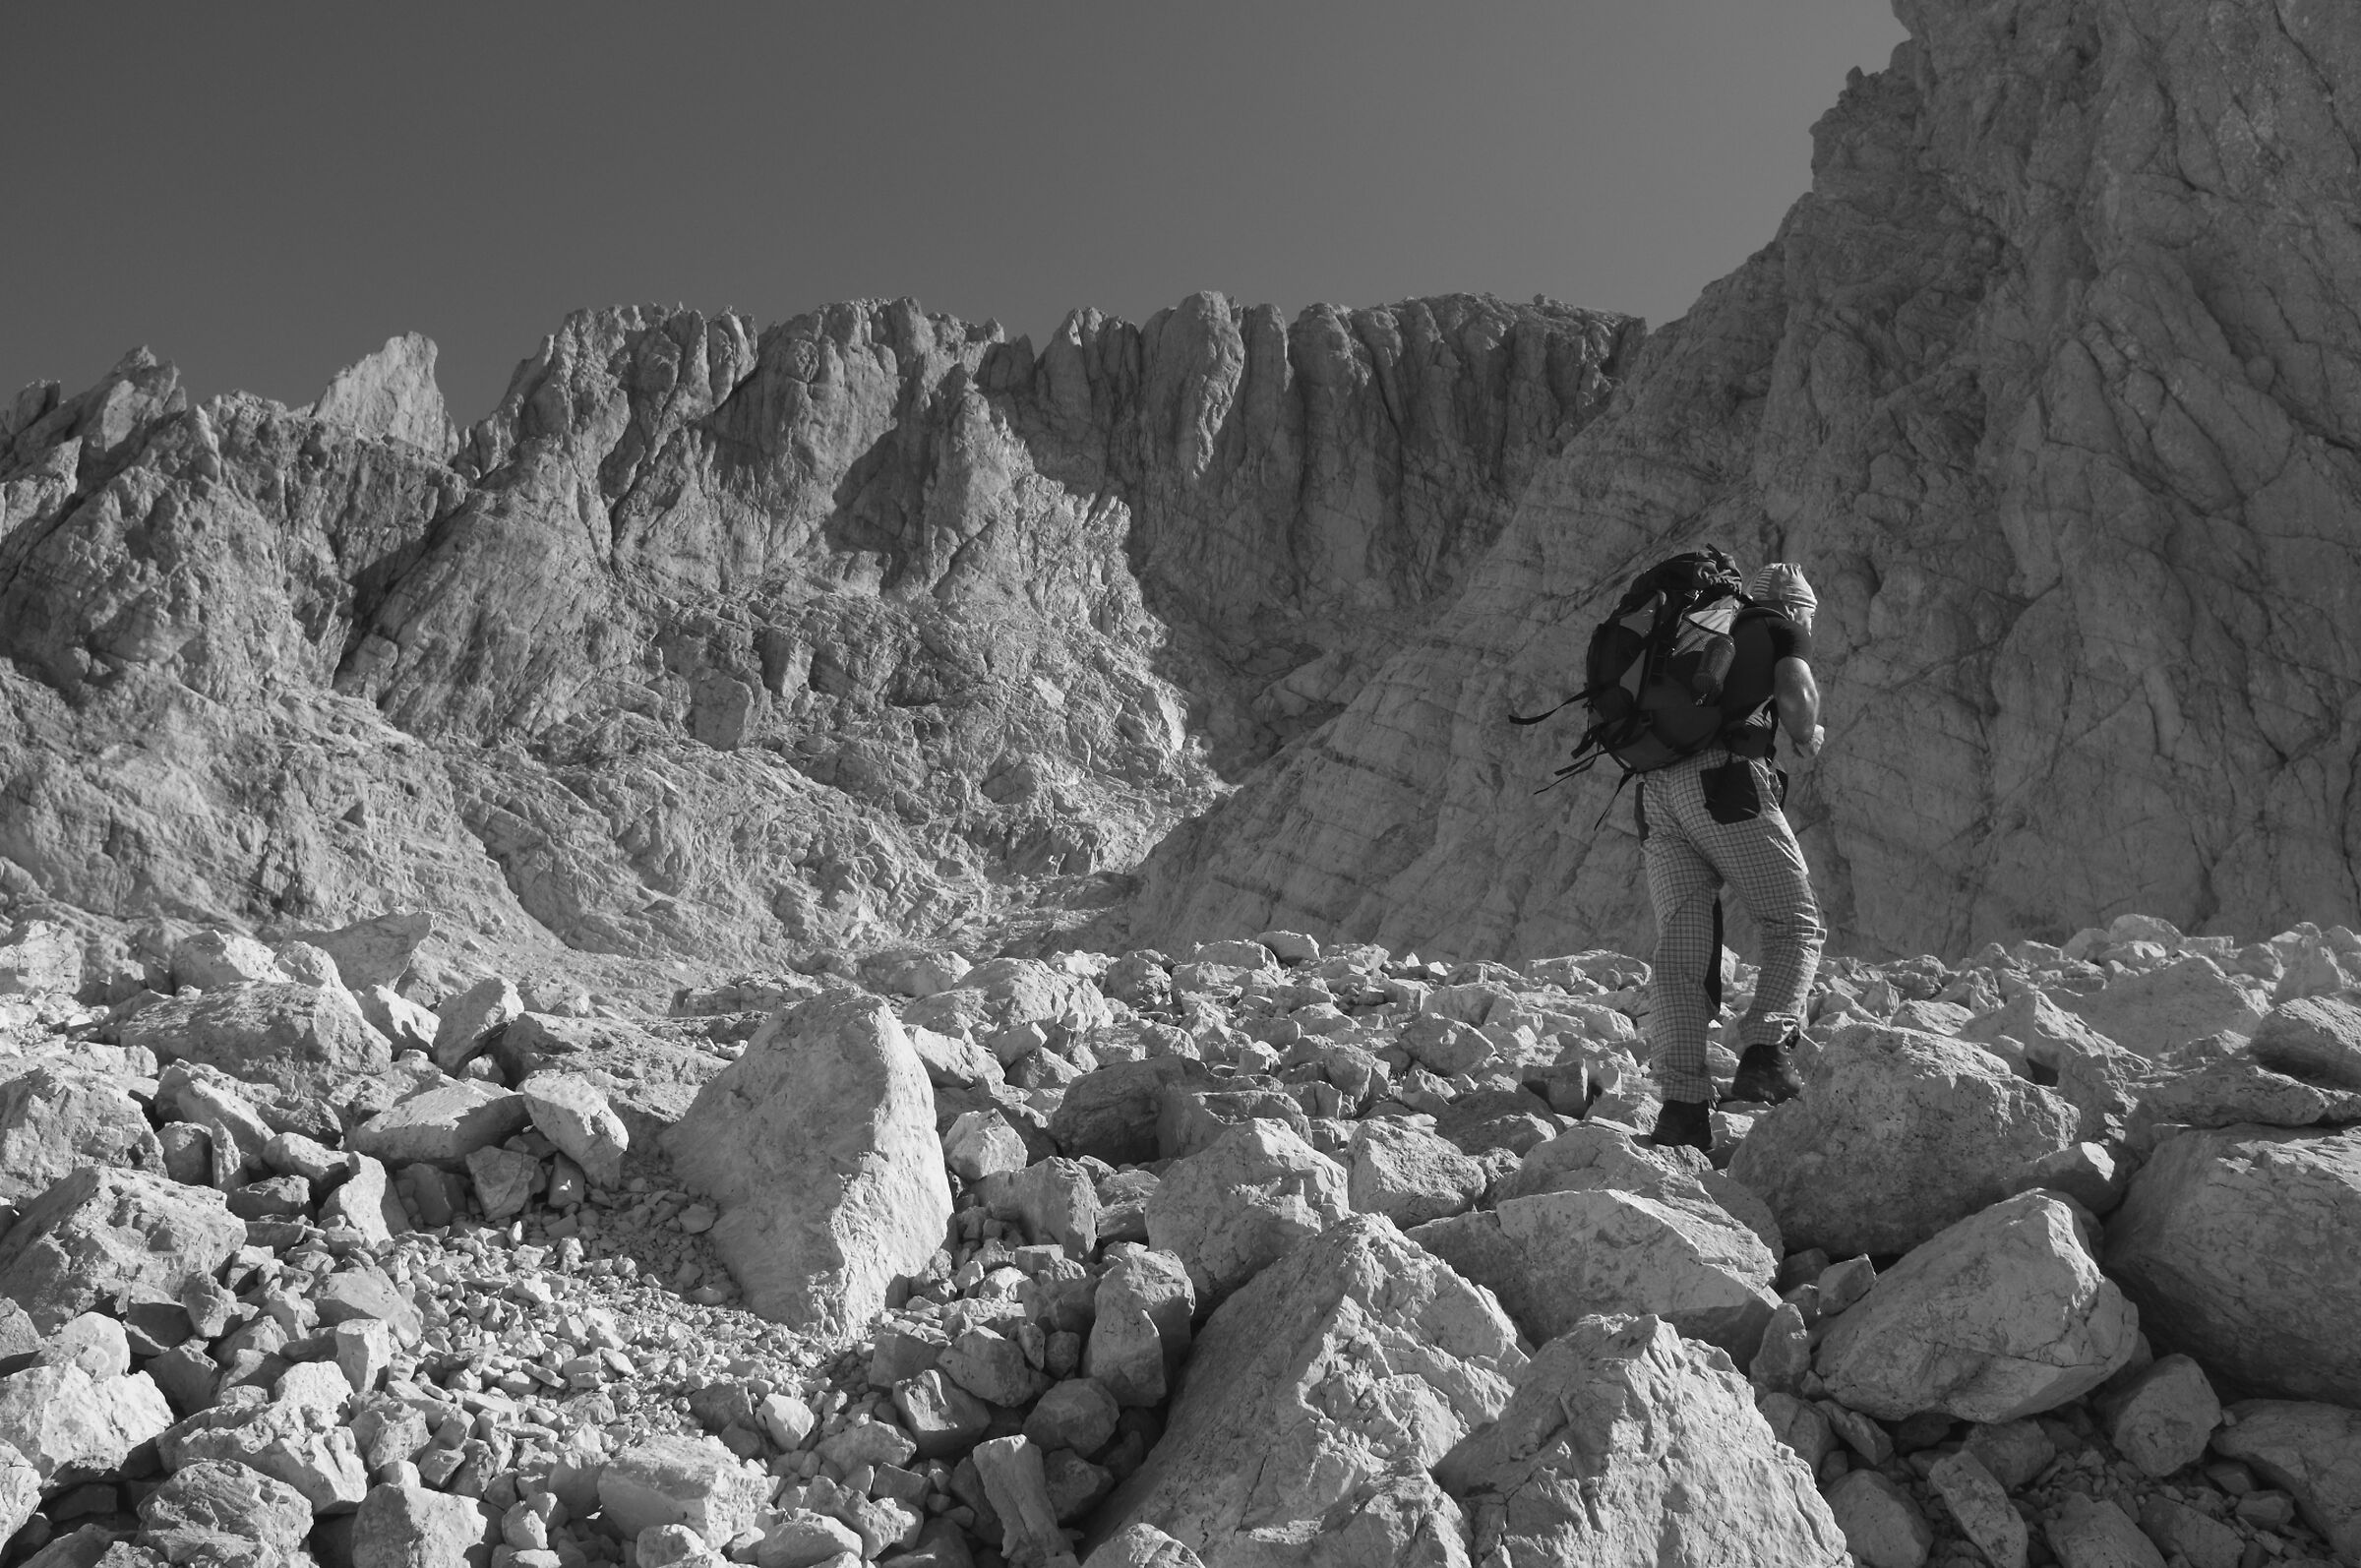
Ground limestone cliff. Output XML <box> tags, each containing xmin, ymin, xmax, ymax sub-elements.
<box><xmin>0</xmin><ymin>296</ymin><xmax>1628</xmax><ymax>969</ymax></box>
<box><xmin>1138</xmin><ymin>0</ymin><xmax>2361</xmax><ymax>958</ymax></box>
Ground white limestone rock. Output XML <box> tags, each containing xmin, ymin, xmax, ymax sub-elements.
<box><xmin>519</xmin><ymin>1071</ymin><xmax>629</xmax><ymax>1186</ymax></box>
<box><xmin>1815</xmin><ymin>1191</ymin><xmax>2138</xmax><ymax>1422</ymax></box>
<box><xmin>2102</xmin><ymin>1124</ymin><xmax>2361</xmax><ymax>1404</ymax></box>
<box><xmin>2210</xmin><ymin>1398</ymin><xmax>2361</xmax><ymax>1564</ymax></box>
<box><xmin>0</xmin><ymin>1361</ymin><xmax>172</xmax><ymax>1482</ymax></box>
<box><xmin>0</xmin><ymin>1064</ymin><xmax>165</xmax><ymax>1204</ymax></box>
<box><xmin>1411</xmin><ymin>1184</ymin><xmax>1779</xmax><ymax>1360</ymax></box>
<box><xmin>0</xmin><ymin>1166</ymin><xmax>243</xmax><ymax>1333</ymax></box>
<box><xmin>1725</xmin><ymin>1025</ymin><xmax>2079</xmax><ymax>1257</ymax></box>
<box><xmin>2056</xmin><ymin>955</ymin><xmax>2266</xmax><ymax>1059</ymax></box>
<box><xmin>2251</xmin><ymin>995</ymin><xmax>2361</xmax><ymax>1090</ymax></box>
<box><xmin>120</xmin><ymin>980</ymin><xmax>391</xmax><ymax>1097</ymax></box>
<box><xmin>2104</xmin><ymin>1353</ymin><xmax>2221</xmax><ymax>1478</ymax></box>
<box><xmin>662</xmin><ymin>994</ymin><xmax>950</xmax><ymax>1335</ymax></box>
<box><xmin>1090</xmin><ymin>1215</ymin><xmax>1524</xmax><ymax>1568</ymax></box>
<box><xmin>1824</xmin><ymin>1470</ymin><xmax>1932</xmax><ymax>1568</ymax></box>
<box><xmin>1434</xmin><ymin>1314</ymin><xmax>1847</xmax><ymax>1567</ymax></box>
<box><xmin>312</xmin><ymin>332</ymin><xmax>456</xmax><ymax>455</ymax></box>
<box><xmin>1345</xmin><ymin>1117</ymin><xmax>1486</xmax><ymax>1226</ymax></box>
<box><xmin>1144</xmin><ymin>1118</ymin><xmax>1351</xmax><ymax>1299</ymax></box>
<box><xmin>598</xmin><ymin>1433</ymin><xmax>768</xmax><ymax>1548</ymax></box>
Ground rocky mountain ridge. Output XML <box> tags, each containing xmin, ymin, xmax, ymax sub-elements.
<box><xmin>1</xmin><ymin>296</ymin><xmax>1628</xmax><ymax>981</ymax></box>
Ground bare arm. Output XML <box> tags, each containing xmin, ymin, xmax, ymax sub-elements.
<box><xmin>1774</xmin><ymin>657</ymin><xmax>1824</xmax><ymax>756</ymax></box>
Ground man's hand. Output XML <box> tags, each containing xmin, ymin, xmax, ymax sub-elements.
<box><xmin>1800</xmin><ymin>723</ymin><xmax>1826</xmax><ymax>759</ymax></box>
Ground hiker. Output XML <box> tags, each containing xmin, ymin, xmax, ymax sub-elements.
<box><xmin>1643</xmin><ymin>562</ymin><xmax>1827</xmax><ymax>1152</ymax></box>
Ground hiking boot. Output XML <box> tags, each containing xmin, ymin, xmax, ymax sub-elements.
<box><xmin>1650</xmin><ymin>1097</ymin><xmax>1714</xmax><ymax>1153</ymax></box>
<box><xmin>1728</xmin><ymin>1031</ymin><xmax>1808</xmax><ymax>1106</ymax></box>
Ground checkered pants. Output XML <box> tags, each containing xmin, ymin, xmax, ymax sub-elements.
<box><xmin>1638</xmin><ymin>747</ymin><xmax>1826</xmax><ymax>1102</ymax></box>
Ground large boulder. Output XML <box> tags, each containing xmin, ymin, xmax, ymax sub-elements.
<box><xmin>2103</xmin><ymin>1124</ymin><xmax>2361</xmax><ymax>1403</ymax></box>
<box><xmin>0</xmin><ymin>1167</ymin><xmax>243</xmax><ymax>1332</ymax></box>
<box><xmin>140</xmin><ymin>1458</ymin><xmax>315</xmax><ymax>1567</ymax></box>
<box><xmin>2250</xmin><ymin>995</ymin><xmax>2361</xmax><ymax>1090</ymax></box>
<box><xmin>1088</xmin><ymin>1216</ymin><xmax>1525</xmax><ymax>1568</ymax></box>
<box><xmin>1725</xmin><ymin>1025</ymin><xmax>2079</xmax><ymax>1256</ymax></box>
<box><xmin>120</xmin><ymin>981</ymin><xmax>390</xmax><ymax>1097</ymax></box>
<box><xmin>497</xmin><ymin>1014</ymin><xmax>725</xmax><ymax>1145</ymax></box>
<box><xmin>1815</xmin><ymin>1191</ymin><xmax>2139</xmax><ymax>1421</ymax></box>
<box><xmin>662</xmin><ymin>995</ymin><xmax>950</xmax><ymax>1335</ymax></box>
<box><xmin>1144</xmin><ymin>1119</ymin><xmax>1351</xmax><ymax>1298</ymax></box>
<box><xmin>290</xmin><ymin>910</ymin><xmax>436</xmax><ymax>993</ymax></box>
<box><xmin>1411</xmin><ymin>1185</ymin><xmax>1779</xmax><ymax>1360</ymax></box>
<box><xmin>2210</xmin><ymin>1400</ymin><xmax>2361</xmax><ymax>1564</ymax></box>
<box><xmin>347</xmin><ymin>1081</ymin><xmax>529</xmax><ymax>1170</ymax></box>
<box><xmin>1344</xmin><ymin>1118</ymin><xmax>1487</xmax><ymax>1227</ymax></box>
<box><xmin>900</xmin><ymin>957</ymin><xmax>1114</xmax><ymax>1045</ymax></box>
<box><xmin>1051</xmin><ymin>1057</ymin><xmax>1217</xmax><ymax>1166</ymax></box>
<box><xmin>1495</xmin><ymin>1122</ymin><xmax>1782</xmax><ymax>1252</ymax></box>
<box><xmin>0</xmin><ymin>1064</ymin><xmax>165</xmax><ymax>1204</ymax></box>
<box><xmin>0</xmin><ymin>1361</ymin><xmax>172</xmax><ymax>1481</ymax></box>
<box><xmin>1434</xmin><ymin>1314</ymin><xmax>1848</xmax><ymax>1567</ymax></box>
<box><xmin>2055</xmin><ymin>955</ymin><xmax>2267</xmax><ymax>1059</ymax></box>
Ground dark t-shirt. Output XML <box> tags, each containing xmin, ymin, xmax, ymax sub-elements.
<box><xmin>1721</xmin><ymin>608</ymin><xmax>1811</xmax><ymax>756</ymax></box>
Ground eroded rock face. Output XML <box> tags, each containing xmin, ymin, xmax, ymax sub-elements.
<box><xmin>662</xmin><ymin>994</ymin><xmax>950</xmax><ymax>1335</ymax></box>
<box><xmin>1725</xmin><ymin>1026</ymin><xmax>2079</xmax><ymax>1257</ymax></box>
<box><xmin>1134</xmin><ymin>0</ymin><xmax>2361</xmax><ymax>959</ymax></box>
<box><xmin>2102</xmin><ymin>1123</ymin><xmax>2361</xmax><ymax>1404</ymax></box>
<box><xmin>1435</xmin><ymin>1314</ymin><xmax>1848</xmax><ymax>1568</ymax></box>
<box><xmin>1089</xmin><ymin>1215</ymin><xmax>1525</xmax><ymax>1568</ymax></box>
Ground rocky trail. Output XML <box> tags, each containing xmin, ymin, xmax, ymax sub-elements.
<box><xmin>1</xmin><ymin>904</ymin><xmax>2358</xmax><ymax>1568</ymax></box>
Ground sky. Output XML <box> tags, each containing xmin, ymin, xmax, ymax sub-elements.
<box><xmin>3</xmin><ymin>3</ymin><xmax>1907</xmax><ymax>426</ymax></box>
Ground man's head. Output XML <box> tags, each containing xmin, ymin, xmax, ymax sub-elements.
<box><xmin>1748</xmin><ymin>563</ymin><xmax>1818</xmax><ymax>633</ymax></box>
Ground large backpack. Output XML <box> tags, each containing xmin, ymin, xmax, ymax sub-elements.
<box><xmin>1512</xmin><ymin>547</ymin><xmax>1756</xmax><ymax>791</ymax></box>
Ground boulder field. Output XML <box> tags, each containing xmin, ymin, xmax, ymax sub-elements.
<box><xmin>0</xmin><ymin>905</ymin><xmax>2356</xmax><ymax>1568</ymax></box>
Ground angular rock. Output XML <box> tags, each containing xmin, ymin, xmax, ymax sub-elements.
<box><xmin>1815</xmin><ymin>1191</ymin><xmax>2138</xmax><ymax>1422</ymax></box>
<box><xmin>892</xmin><ymin>1371</ymin><xmax>991</xmax><ymax>1462</ymax></box>
<box><xmin>290</xmin><ymin>911</ymin><xmax>435</xmax><ymax>994</ymax></box>
<box><xmin>999</xmin><ymin>1158</ymin><xmax>1099</xmax><ymax>1257</ymax></box>
<box><xmin>2103</xmin><ymin>1123</ymin><xmax>2361</xmax><ymax>1403</ymax></box>
<box><xmin>0</xmin><ymin>1439</ymin><xmax>33</xmax><ymax>1548</ymax></box>
<box><xmin>466</xmin><ymin>1144</ymin><xmax>539</xmax><ymax>1219</ymax></box>
<box><xmin>138</xmin><ymin>1458</ymin><xmax>313</xmax><ymax>1567</ymax></box>
<box><xmin>318</xmin><ymin>1155</ymin><xmax>408</xmax><ymax>1244</ymax></box>
<box><xmin>2058</xmin><ymin>956</ymin><xmax>2267</xmax><ymax>1059</ymax></box>
<box><xmin>2043</xmin><ymin>1494</ymin><xmax>2164</xmax><ymax>1568</ymax></box>
<box><xmin>1086</xmin><ymin>1248</ymin><xmax>1194</xmax><ymax>1408</ymax></box>
<box><xmin>168</xmin><ymin>1398</ymin><xmax>370</xmax><ymax>1511</ymax></box>
<box><xmin>2130</xmin><ymin>1057</ymin><xmax>2361</xmax><ymax>1135</ymax></box>
<box><xmin>941</xmin><ymin>1112</ymin><xmax>1027</xmax><ymax>1183</ymax></box>
<box><xmin>431</xmin><ymin>976</ymin><xmax>521</xmax><ymax>1073</ymax></box>
<box><xmin>518</xmin><ymin>1072</ymin><xmax>629</xmax><ymax>1186</ymax></box>
<box><xmin>1050</xmin><ymin>1058</ymin><xmax>1214</xmax><ymax>1167</ymax></box>
<box><xmin>120</xmin><ymin>982</ymin><xmax>389</xmax><ymax>1097</ymax></box>
<box><xmin>1144</xmin><ymin>1119</ymin><xmax>1349</xmax><ymax>1298</ymax></box>
<box><xmin>1434</xmin><ymin>1314</ymin><xmax>1847</xmax><ymax>1567</ymax></box>
<box><xmin>1824</xmin><ymin>1470</ymin><xmax>1932</xmax><ymax>1568</ymax></box>
<box><xmin>169</xmin><ymin>931</ymin><xmax>287</xmax><ymax>992</ymax></box>
<box><xmin>1725</xmin><ymin>1025</ymin><xmax>2080</xmax><ymax>1256</ymax></box>
<box><xmin>0</xmin><ymin>920</ymin><xmax>83</xmax><ymax>997</ymax></box>
<box><xmin>2134</xmin><ymin>1496</ymin><xmax>2240</xmax><ymax>1568</ymax></box>
<box><xmin>1411</xmin><ymin>1183</ymin><xmax>1779</xmax><ymax>1359</ymax></box>
<box><xmin>663</xmin><ymin>995</ymin><xmax>950</xmax><ymax>1335</ymax></box>
<box><xmin>2105</xmin><ymin>1354</ymin><xmax>2220</xmax><ymax>1477</ymax></box>
<box><xmin>2252</xmin><ymin>995</ymin><xmax>2361</xmax><ymax>1089</ymax></box>
<box><xmin>347</xmin><ymin>1080</ymin><xmax>529</xmax><ymax>1170</ymax></box>
<box><xmin>0</xmin><ymin>1362</ymin><xmax>172</xmax><ymax>1482</ymax></box>
<box><xmin>1082</xmin><ymin>1523</ymin><xmax>1205</xmax><ymax>1568</ymax></box>
<box><xmin>1927</xmin><ymin>1449</ymin><xmax>2028</xmax><ymax>1568</ymax></box>
<box><xmin>2209</xmin><ymin>1399</ymin><xmax>2361</xmax><ymax>1564</ymax></box>
<box><xmin>1091</xmin><ymin>1217</ymin><xmax>1521</xmax><ymax>1565</ymax></box>
<box><xmin>1501</xmin><ymin>1121</ymin><xmax>1783</xmax><ymax>1252</ymax></box>
<box><xmin>1344</xmin><ymin>1118</ymin><xmax>1485</xmax><ymax>1227</ymax></box>
<box><xmin>598</xmin><ymin>1434</ymin><xmax>766</xmax><ymax>1547</ymax></box>
<box><xmin>1024</xmin><ymin>1378</ymin><xmax>1120</xmax><ymax>1458</ymax></box>
<box><xmin>0</xmin><ymin>1065</ymin><xmax>165</xmax><ymax>1204</ymax></box>
<box><xmin>349</xmin><ymin>1481</ymin><xmax>498</xmax><ymax>1568</ymax></box>
<box><xmin>940</xmin><ymin>1327</ymin><xmax>1049</xmax><ymax>1408</ymax></box>
<box><xmin>0</xmin><ymin>1168</ymin><xmax>243</xmax><ymax>1333</ymax></box>
<box><xmin>969</xmin><ymin>1436</ymin><xmax>1067</xmax><ymax>1567</ymax></box>
<box><xmin>758</xmin><ymin>1509</ymin><xmax>864</xmax><ymax>1568</ymax></box>
<box><xmin>497</xmin><ymin>1013</ymin><xmax>724</xmax><ymax>1143</ymax></box>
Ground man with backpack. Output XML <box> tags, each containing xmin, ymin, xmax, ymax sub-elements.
<box><xmin>1640</xmin><ymin>562</ymin><xmax>1826</xmax><ymax>1152</ymax></box>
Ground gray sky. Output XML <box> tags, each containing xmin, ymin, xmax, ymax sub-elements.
<box><xmin>4</xmin><ymin>3</ymin><xmax>1906</xmax><ymax>425</ymax></box>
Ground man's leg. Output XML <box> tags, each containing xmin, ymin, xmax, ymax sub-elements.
<box><xmin>1688</xmin><ymin>764</ymin><xmax>1825</xmax><ymax>1100</ymax></box>
<box><xmin>1645</xmin><ymin>798</ymin><xmax>1724</xmax><ymax>1108</ymax></box>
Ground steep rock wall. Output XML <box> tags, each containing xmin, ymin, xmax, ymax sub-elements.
<box><xmin>1138</xmin><ymin>0</ymin><xmax>2361</xmax><ymax>959</ymax></box>
<box><xmin>0</xmin><ymin>296</ymin><xmax>1628</xmax><ymax>968</ymax></box>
